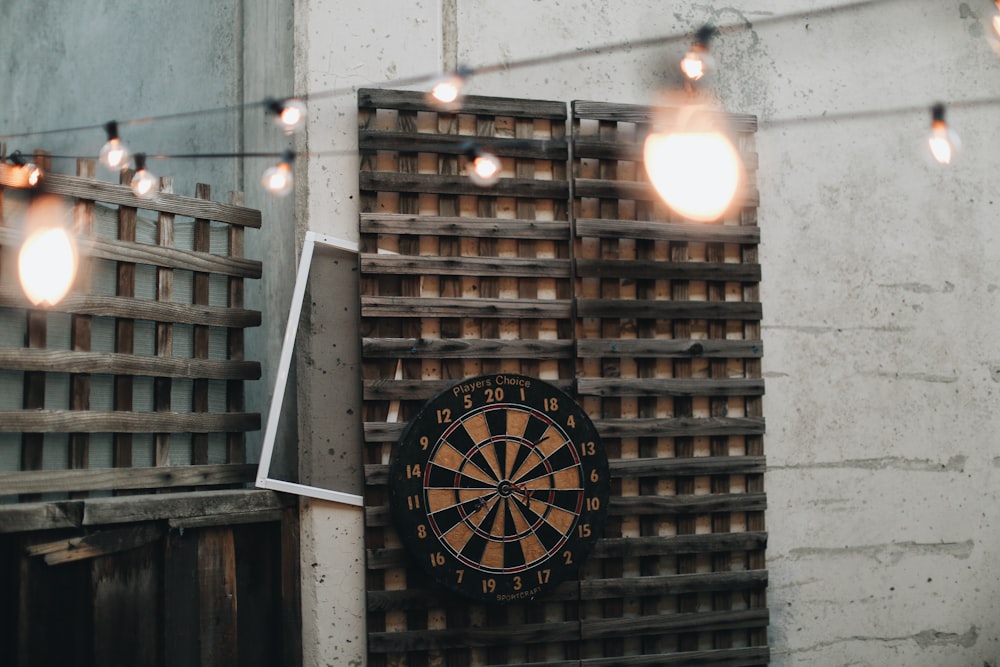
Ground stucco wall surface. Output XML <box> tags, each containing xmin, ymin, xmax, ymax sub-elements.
<box><xmin>296</xmin><ymin>1</ymin><xmax>1000</xmax><ymax>666</ymax></box>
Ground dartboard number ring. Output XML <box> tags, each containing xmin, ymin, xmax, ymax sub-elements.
<box><xmin>389</xmin><ymin>373</ymin><xmax>609</xmax><ymax>604</ymax></box>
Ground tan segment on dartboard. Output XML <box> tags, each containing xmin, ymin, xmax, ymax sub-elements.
<box><xmin>479</xmin><ymin>442</ymin><xmax>503</xmax><ymax>481</ymax></box>
<box><xmin>441</xmin><ymin>520</ymin><xmax>476</xmax><ymax>554</ymax></box>
<box><xmin>506</xmin><ymin>408</ymin><xmax>531</xmax><ymax>438</ymax></box>
<box><xmin>536</xmin><ymin>427</ymin><xmax>565</xmax><ymax>456</ymax></box>
<box><xmin>504</xmin><ymin>440</ymin><xmax>521</xmax><ymax>479</ymax></box>
<box><xmin>518</xmin><ymin>531</ymin><xmax>547</xmax><ymax>566</ymax></box>
<box><xmin>461</xmin><ymin>412</ymin><xmax>491</xmax><ymax>445</ymax></box>
<box><xmin>540</xmin><ymin>503</ymin><xmax>578</xmax><ymax>535</ymax></box>
<box><xmin>510</xmin><ymin>450</ymin><xmax>544</xmax><ymax>484</ymax></box>
<box><xmin>537</xmin><ymin>467</ymin><xmax>582</xmax><ymax>492</ymax></box>
<box><xmin>427</xmin><ymin>488</ymin><xmax>459</xmax><ymax>514</ymax></box>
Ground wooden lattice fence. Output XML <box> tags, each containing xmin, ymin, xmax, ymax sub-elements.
<box><xmin>358</xmin><ymin>89</ymin><xmax>769</xmax><ymax>666</ymax></box>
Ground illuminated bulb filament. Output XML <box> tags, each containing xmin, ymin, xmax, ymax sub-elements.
<box><xmin>130</xmin><ymin>154</ymin><xmax>158</xmax><ymax>198</ymax></box>
<box><xmin>644</xmin><ymin>130</ymin><xmax>742</xmax><ymax>222</ymax></box>
<box><xmin>928</xmin><ymin>123</ymin><xmax>954</xmax><ymax>165</ymax></box>
<box><xmin>274</xmin><ymin>98</ymin><xmax>307</xmax><ymax>133</ymax></box>
<box><xmin>468</xmin><ymin>151</ymin><xmax>502</xmax><ymax>187</ymax></box>
<box><xmin>19</xmin><ymin>226</ymin><xmax>77</xmax><ymax>307</ymax></box>
<box><xmin>681</xmin><ymin>48</ymin><xmax>706</xmax><ymax>81</ymax></box>
<box><xmin>100</xmin><ymin>138</ymin><xmax>131</xmax><ymax>170</ymax></box>
<box><xmin>262</xmin><ymin>160</ymin><xmax>294</xmax><ymax>197</ymax></box>
<box><xmin>427</xmin><ymin>69</ymin><xmax>469</xmax><ymax>111</ymax></box>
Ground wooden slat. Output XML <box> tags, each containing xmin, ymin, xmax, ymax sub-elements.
<box><xmin>576</xmin><ymin>298</ymin><xmax>761</xmax><ymax>321</ymax></box>
<box><xmin>361</xmin><ymin>295</ymin><xmax>572</xmax><ymax>319</ymax></box>
<box><xmin>360</xmin><ymin>172</ymin><xmax>568</xmax><ymax>199</ymax></box>
<box><xmin>367</xmin><ymin>608</ymin><xmax>767</xmax><ymax>653</ymax></box>
<box><xmin>577</xmin><ymin>338</ymin><xmax>762</xmax><ymax>359</ymax></box>
<box><xmin>575</xmin><ymin>177</ymin><xmax>759</xmax><ymax>207</ymax></box>
<box><xmin>362</xmin><ymin>337</ymin><xmax>573</xmax><ymax>359</ymax></box>
<box><xmin>572</xmin><ymin>100</ymin><xmax>758</xmax><ymax>131</ymax></box>
<box><xmin>0</xmin><ymin>227</ymin><xmax>262</xmax><ymax>278</ymax></box>
<box><xmin>0</xmin><ymin>348</ymin><xmax>260</xmax><ymax>379</ymax></box>
<box><xmin>0</xmin><ymin>410</ymin><xmax>260</xmax><ymax>433</ymax></box>
<box><xmin>360</xmin><ymin>213</ymin><xmax>570</xmax><ymax>240</ymax></box>
<box><xmin>358</xmin><ymin>88</ymin><xmax>567</xmax><ymax>119</ymax></box>
<box><xmin>0</xmin><ymin>164</ymin><xmax>262</xmax><ymax>227</ymax></box>
<box><xmin>361</xmin><ymin>253</ymin><xmax>570</xmax><ymax>278</ymax></box>
<box><xmin>576</xmin><ymin>377</ymin><xmax>765</xmax><ymax>397</ymax></box>
<box><xmin>609</xmin><ymin>493</ymin><xmax>767</xmax><ymax>516</ymax></box>
<box><xmin>359</xmin><ymin>130</ymin><xmax>567</xmax><ymax>159</ymax></box>
<box><xmin>576</xmin><ymin>218</ymin><xmax>760</xmax><ymax>243</ymax></box>
<box><xmin>0</xmin><ymin>489</ymin><xmax>284</xmax><ymax>533</ymax></box>
<box><xmin>27</xmin><ymin>524</ymin><xmax>166</xmax><ymax>565</ymax></box>
<box><xmin>198</xmin><ymin>528</ymin><xmax>239</xmax><ymax>667</ymax></box>
<box><xmin>576</xmin><ymin>258</ymin><xmax>761</xmax><ymax>282</ymax></box>
<box><xmin>0</xmin><ymin>286</ymin><xmax>262</xmax><ymax>327</ymax></box>
<box><xmin>0</xmin><ymin>463</ymin><xmax>257</xmax><ymax>495</ymax></box>
<box><xmin>572</xmin><ymin>137</ymin><xmax>759</xmax><ymax>169</ymax></box>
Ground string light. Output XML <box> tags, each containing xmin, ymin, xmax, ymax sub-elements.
<box><xmin>680</xmin><ymin>25</ymin><xmax>716</xmax><ymax>83</ymax></box>
<box><xmin>8</xmin><ymin>151</ymin><xmax>43</xmax><ymax>187</ymax></box>
<box><xmin>643</xmin><ymin>90</ymin><xmax>743</xmax><ymax>222</ymax></box>
<box><xmin>993</xmin><ymin>1</ymin><xmax>1000</xmax><ymax>38</ymax></box>
<box><xmin>130</xmin><ymin>153</ymin><xmax>159</xmax><ymax>198</ymax></box>
<box><xmin>98</xmin><ymin>121</ymin><xmax>131</xmax><ymax>171</ymax></box>
<box><xmin>17</xmin><ymin>195</ymin><xmax>77</xmax><ymax>307</ymax></box>
<box><xmin>927</xmin><ymin>103</ymin><xmax>960</xmax><ymax>165</ymax></box>
<box><xmin>464</xmin><ymin>144</ymin><xmax>502</xmax><ymax>187</ymax></box>
<box><xmin>426</xmin><ymin>66</ymin><xmax>473</xmax><ymax>111</ymax></box>
<box><xmin>261</xmin><ymin>149</ymin><xmax>295</xmax><ymax>196</ymax></box>
<box><xmin>267</xmin><ymin>97</ymin><xmax>308</xmax><ymax>134</ymax></box>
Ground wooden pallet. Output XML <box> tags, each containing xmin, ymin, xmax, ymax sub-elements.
<box><xmin>359</xmin><ymin>90</ymin><xmax>768</xmax><ymax>665</ymax></box>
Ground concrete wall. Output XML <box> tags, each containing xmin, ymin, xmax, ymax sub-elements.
<box><xmin>296</xmin><ymin>0</ymin><xmax>1000</xmax><ymax>665</ymax></box>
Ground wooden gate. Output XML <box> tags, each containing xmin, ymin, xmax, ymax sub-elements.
<box><xmin>358</xmin><ymin>89</ymin><xmax>768</xmax><ymax>665</ymax></box>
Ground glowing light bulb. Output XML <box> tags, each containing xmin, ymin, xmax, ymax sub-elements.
<box><xmin>426</xmin><ymin>67</ymin><xmax>471</xmax><ymax>111</ymax></box>
<box><xmin>680</xmin><ymin>46</ymin><xmax>707</xmax><ymax>81</ymax></box>
<box><xmin>9</xmin><ymin>151</ymin><xmax>43</xmax><ymax>187</ymax></box>
<box><xmin>18</xmin><ymin>196</ymin><xmax>77</xmax><ymax>307</ymax></box>
<box><xmin>270</xmin><ymin>98</ymin><xmax>307</xmax><ymax>134</ymax></box>
<box><xmin>467</xmin><ymin>150</ymin><xmax>502</xmax><ymax>187</ymax></box>
<box><xmin>99</xmin><ymin>120</ymin><xmax>131</xmax><ymax>170</ymax></box>
<box><xmin>643</xmin><ymin>93</ymin><xmax>743</xmax><ymax>222</ymax></box>
<box><xmin>262</xmin><ymin>150</ymin><xmax>294</xmax><ymax>196</ymax></box>
<box><xmin>927</xmin><ymin>103</ymin><xmax>959</xmax><ymax>166</ymax></box>
<box><xmin>680</xmin><ymin>26</ymin><xmax>716</xmax><ymax>83</ymax></box>
<box><xmin>130</xmin><ymin>153</ymin><xmax>158</xmax><ymax>198</ymax></box>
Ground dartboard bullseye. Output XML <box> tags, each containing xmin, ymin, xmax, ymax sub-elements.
<box><xmin>389</xmin><ymin>374</ymin><xmax>609</xmax><ymax>604</ymax></box>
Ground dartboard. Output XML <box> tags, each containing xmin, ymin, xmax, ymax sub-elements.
<box><xmin>389</xmin><ymin>373</ymin><xmax>609</xmax><ymax>604</ymax></box>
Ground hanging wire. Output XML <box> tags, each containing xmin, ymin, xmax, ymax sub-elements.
<box><xmin>0</xmin><ymin>0</ymin><xmax>906</xmax><ymax>143</ymax></box>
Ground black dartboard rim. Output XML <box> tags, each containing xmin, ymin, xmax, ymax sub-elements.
<box><xmin>388</xmin><ymin>373</ymin><xmax>610</xmax><ymax>604</ymax></box>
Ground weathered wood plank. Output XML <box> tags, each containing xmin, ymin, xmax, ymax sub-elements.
<box><xmin>0</xmin><ymin>227</ymin><xmax>261</xmax><ymax>278</ymax></box>
<box><xmin>198</xmin><ymin>527</ymin><xmax>239</xmax><ymax>667</ymax></box>
<box><xmin>361</xmin><ymin>253</ymin><xmax>570</xmax><ymax>278</ymax></box>
<box><xmin>360</xmin><ymin>213</ymin><xmax>570</xmax><ymax>240</ymax></box>
<box><xmin>577</xmin><ymin>377</ymin><xmax>765</xmax><ymax>397</ymax></box>
<box><xmin>0</xmin><ymin>501</ymin><xmax>84</xmax><ymax>533</ymax></box>
<box><xmin>359</xmin><ymin>130</ymin><xmax>567</xmax><ymax>159</ymax></box>
<box><xmin>609</xmin><ymin>493</ymin><xmax>767</xmax><ymax>516</ymax></box>
<box><xmin>0</xmin><ymin>286</ymin><xmax>262</xmax><ymax>327</ymax></box>
<box><xmin>362</xmin><ymin>337</ymin><xmax>573</xmax><ymax>359</ymax></box>
<box><xmin>0</xmin><ymin>463</ymin><xmax>257</xmax><ymax>495</ymax></box>
<box><xmin>92</xmin><ymin>541</ymin><xmax>160</xmax><ymax>666</ymax></box>
<box><xmin>0</xmin><ymin>348</ymin><xmax>260</xmax><ymax>380</ymax></box>
<box><xmin>361</xmin><ymin>295</ymin><xmax>572</xmax><ymax>319</ymax></box>
<box><xmin>362</xmin><ymin>416</ymin><xmax>764</xmax><ymax>442</ymax></box>
<box><xmin>27</xmin><ymin>523</ymin><xmax>166</xmax><ymax>565</ymax></box>
<box><xmin>576</xmin><ymin>258</ymin><xmax>761</xmax><ymax>282</ymax></box>
<box><xmin>81</xmin><ymin>489</ymin><xmax>286</xmax><ymax>526</ymax></box>
<box><xmin>360</xmin><ymin>172</ymin><xmax>568</xmax><ymax>199</ymax></box>
<box><xmin>575</xmin><ymin>177</ymin><xmax>759</xmax><ymax>206</ymax></box>
<box><xmin>575</xmin><ymin>297</ymin><xmax>761</xmax><ymax>321</ymax></box>
<box><xmin>0</xmin><ymin>410</ymin><xmax>260</xmax><ymax>433</ymax></box>
<box><xmin>576</xmin><ymin>338</ymin><xmax>762</xmax><ymax>359</ymax></box>
<box><xmin>576</xmin><ymin>218</ymin><xmax>760</xmax><ymax>243</ymax></box>
<box><xmin>571</xmin><ymin>100</ymin><xmax>758</xmax><ymax>131</ymax></box>
<box><xmin>0</xmin><ymin>163</ymin><xmax>262</xmax><ymax>227</ymax></box>
<box><xmin>367</xmin><ymin>608</ymin><xmax>766</xmax><ymax>653</ymax></box>
<box><xmin>572</xmin><ymin>137</ymin><xmax>759</xmax><ymax>169</ymax></box>
<box><xmin>578</xmin><ymin>569</ymin><xmax>768</xmax><ymax>599</ymax></box>
<box><xmin>358</xmin><ymin>88</ymin><xmax>567</xmax><ymax>119</ymax></box>
<box><xmin>592</xmin><ymin>416</ymin><xmax>766</xmax><ymax>438</ymax></box>
<box><xmin>365</xmin><ymin>532</ymin><xmax>768</xmax><ymax>570</ymax></box>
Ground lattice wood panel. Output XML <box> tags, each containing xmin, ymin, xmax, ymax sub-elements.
<box><xmin>359</xmin><ymin>90</ymin><xmax>769</xmax><ymax>666</ymax></box>
<box><xmin>0</xmin><ymin>157</ymin><xmax>262</xmax><ymax>500</ymax></box>
<box><xmin>572</xmin><ymin>99</ymin><xmax>768</xmax><ymax>664</ymax></box>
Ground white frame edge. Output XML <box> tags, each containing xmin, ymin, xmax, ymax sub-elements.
<box><xmin>254</xmin><ymin>230</ymin><xmax>365</xmax><ymax>508</ymax></box>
